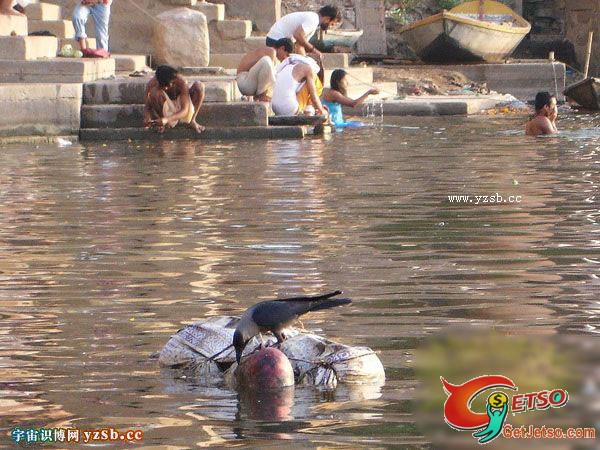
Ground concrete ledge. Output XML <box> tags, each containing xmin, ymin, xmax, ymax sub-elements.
<box><xmin>0</xmin><ymin>83</ymin><xmax>81</xmax><ymax>137</ymax></box>
<box><xmin>343</xmin><ymin>94</ymin><xmax>518</xmax><ymax>116</ymax></box>
<box><xmin>0</xmin><ymin>14</ymin><xmax>27</xmax><ymax>36</ymax></box>
<box><xmin>25</xmin><ymin>2</ymin><xmax>62</xmax><ymax>20</ymax></box>
<box><xmin>79</xmin><ymin>126</ymin><xmax>305</xmax><ymax>141</ymax></box>
<box><xmin>82</xmin><ymin>76</ymin><xmax>239</xmax><ymax>104</ymax></box>
<box><xmin>112</xmin><ymin>54</ymin><xmax>148</xmax><ymax>72</ymax></box>
<box><xmin>0</xmin><ymin>58</ymin><xmax>115</xmax><ymax>83</ymax></box>
<box><xmin>0</xmin><ymin>36</ymin><xmax>58</xmax><ymax>60</ymax></box>
<box><xmin>410</xmin><ymin>61</ymin><xmax>566</xmax><ymax>101</ymax></box>
<box><xmin>81</xmin><ymin>102</ymin><xmax>269</xmax><ymax>128</ymax></box>
<box><xmin>28</xmin><ymin>19</ymin><xmax>75</xmax><ymax>38</ymax></box>
<box><xmin>0</xmin><ymin>134</ymin><xmax>78</xmax><ymax>144</ymax></box>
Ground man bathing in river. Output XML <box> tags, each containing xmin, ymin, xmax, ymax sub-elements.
<box><xmin>144</xmin><ymin>65</ymin><xmax>205</xmax><ymax>134</ymax></box>
<box><xmin>236</xmin><ymin>38</ymin><xmax>292</xmax><ymax>102</ymax></box>
<box><xmin>526</xmin><ymin>91</ymin><xmax>558</xmax><ymax>136</ymax></box>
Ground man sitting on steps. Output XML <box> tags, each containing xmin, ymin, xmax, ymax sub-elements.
<box><xmin>236</xmin><ymin>38</ymin><xmax>293</xmax><ymax>102</ymax></box>
<box><xmin>143</xmin><ymin>65</ymin><xmax>205</xmax><ymax>134</ymax></box>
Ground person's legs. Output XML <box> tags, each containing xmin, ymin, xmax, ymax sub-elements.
<box><xmin>188</xmin><ymin>81</ymin><xmax>205</xmax><ymax>133</ymax></box>
<box><xmin>72</xmin><ymin>3</ymin><xmax>91</xmax><ymax>51</ymax></box>
<box><xmin>89</xmin><ymin>3</ymin><xmax>110</xmax><ymax>50</ymax></box>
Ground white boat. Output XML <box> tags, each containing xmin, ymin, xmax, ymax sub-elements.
<box><xmin>398</xmin><ymin>0</ymin><xmax>531</xmax><ymax>63</ymax></box>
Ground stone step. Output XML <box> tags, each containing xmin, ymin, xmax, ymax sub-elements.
<box><xmin>0</xmin><ymin>57</ymin><xmax>115</xmax><ymax>83</ymax></box>
<box><xmin>0</xmin><ymin>14</ymin><xmax>28</xmax><ymax>36</ymax></box>
<box><xmin>25</xmin><ymin>2</ymin><xmax>62</xmax><ymax>21</ymax></box>
<box><xmin>0</xmin><ymin>83</ymin><xmax>81</xmax><ymax>138</ymax></box>
<box><xmin>209</xmin><ymin>19</ymin><xmax>252</xmax><ymax>41</ymax></box>
<box><xmin>0</xmin><ymin>36</ymin><xmax>58</xmax><ymax>60</ymax></box>
<box><xmin>215</xmin><ymin>0</ymin><xmax>279</xmax><ymax>34</ymax></box>
<box><xmin>112</xmin><ymin>54</ymin><xmax>148</xmax><ymax>72</ymax></box>
<box><xmin>193</xmin><ymin>2</ymin><xmax>225</xmax><ymax>22</ymax></box>
<box><xmin>59</xmin><ymin>37</ymin><xmax>96</xmax><ymax>51</ymax></box>
<box><xmin>211</xmin><ymin>35</ymin><xmax>265</xmax><ymax>53</ymax></box>
<box><xmin>80</xmin><ymin>125</ymin><xmax>305</xmax><ymax>141</ymax></box>
<box><xmin>83</xmin><ymin>76</ymin><xmax>240</xmax><ymax>104</ymax></box>
<box><xmin>81</xmin><ymin>102</ymin><xmax>269</xmax><ymax>128</ymax></box>
<box><xmin>28</xmin><ymin>19</ymin><xmax>75</xmax><ymax>38</ymax></box>
<box><xmin>209</xmin><ymin>52</ymin><xmax>352</xmax><ymax>70</ymax></box>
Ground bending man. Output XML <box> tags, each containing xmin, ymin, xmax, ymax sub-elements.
<box><xmin>144</xmin><ymin>65</ymin><xmax>205</xmax><ymax>134</ymax></box>
<box><xmin>265</xmin><ymin>5</ymin><xmax>341</xmax><ymax>58</ymax></box>
<box><xmin>236</xmin><ymin>38</ymin><xmax>292</xmax><ymax>102</ymax></box>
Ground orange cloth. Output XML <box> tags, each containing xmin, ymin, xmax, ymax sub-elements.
<box><xmin>296</xmin><ymin>76</ymin><xmax>323</xmax><ymax>113</ymax></box>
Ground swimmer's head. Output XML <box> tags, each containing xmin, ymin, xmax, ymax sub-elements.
<box><xmin>534</xmin><ymin>91</ymin><xmax>557</xmax><ymax>114</ymax></box>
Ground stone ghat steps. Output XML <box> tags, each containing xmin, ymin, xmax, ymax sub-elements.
<box><xmin>0</xmin><ymin>14</ymin><xmax>28</xmax><ymax>36</ymax></box>
<box><xmin>83</xmin><ymin>76</ymin><xmax>240</xmax><ymax>105</ymax></box>
<box><xmin>0</xmin><ymin>36</ymin><xmax>58</xmax><ymax>60</ymax></box>
<box><xmin>81</xmin><ymin>102</ymin><xmax>269</xmax><ymax>129</ymax></box>
<box><xmin>80</xmin><ymin>125</ymin><xmax>305</xmax><ymax>141</ymax></box>
<box><xmin>210</xmin><ymin>53</ymin><xmax>353</xmax><ymax>70</ymax></box>
<box><xmin>0</xmin><ymin>57</ymin><xmax>115</xmax><ymax>83</ymax></box>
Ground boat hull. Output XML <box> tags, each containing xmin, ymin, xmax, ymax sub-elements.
<box><xmin>400</xmin><ymin>14</ymin><xmax>529</xmax><ymax>63</ymax></box>
<box><xmin>564</xmin><ymin>77</ymin><xmax>600</xmax><ymax>110</ymax></box>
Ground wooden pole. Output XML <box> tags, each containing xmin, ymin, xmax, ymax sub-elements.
<box><xmin>478</xmin><ymin>0</ymin><xmax>484</xmax><ymax>20</ymax></box>
<box><xmin>583</xmin><ymin>31</ymin><xmax>594</xmax><ymax>78</ymax></box>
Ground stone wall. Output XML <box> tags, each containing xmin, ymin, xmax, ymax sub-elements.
<box><xmin>563</xmin><ymin>0</ymin><xmax>599</xmax><ymax>75</ymax></box>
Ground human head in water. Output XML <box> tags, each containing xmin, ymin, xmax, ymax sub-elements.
<box><xmin>534</xmin><ymin>91</ymin><xmax>557</xmax><ymax>115</ymax></box>
<box><xmin>330</xmin><ymin>69</ymin><xmax>349</xmax><ymax>96</ymax></box>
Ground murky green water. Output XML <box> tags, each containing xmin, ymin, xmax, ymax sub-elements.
<box><xmin>1</xmin><ymin>114</ymin><xmax>598</xmax><ymax>449</ymax></box>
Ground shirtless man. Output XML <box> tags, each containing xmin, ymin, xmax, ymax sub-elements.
<box><xmin>265</xmin><ymin>5</ymin><xmax>341</xmax><ymax>59</ymax></box>
<box><xmin>143</xmin><ymin>65</ymin><xmax>205</xmax><ymax>134</ymax></box>
<box><xmin>236</xmin><ymin>38</ymin><xmax>292</xmax><ymax>102</ymax></box>
<box><xmin>526</xmin><ymin>91</ymin><xmax>558</xmax><ymax>136</ymax></box>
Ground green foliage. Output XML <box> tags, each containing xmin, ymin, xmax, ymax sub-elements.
<box><xmin>387</xmin><ymin>0</ymin><xmax>420</xmax><ymax>25</ymax></box>
<box><xmin>436</xmin><ymin>0</ymin><xmax>463</xmax><ymax>10</ymax></box>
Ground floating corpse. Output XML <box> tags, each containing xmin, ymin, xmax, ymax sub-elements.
<box><xmin>159</xmin><ymin>292</ymin><xmax>385</xmax><ymax>388</ymax></box>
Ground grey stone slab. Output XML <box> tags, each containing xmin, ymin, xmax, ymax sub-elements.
<box><xmin>79</xmin><ymin>126</ymin><xmax>305</xmax><ymax>141</ymax></box>
<box><xmin>0</xmin><ymin>58</ymin><xmax>115</xmax><ymax>83</ymax></box>
<box><xmin>81</xmin><ymin>102</ymin><xmax>269</xmax><ymax>128</ymax></box>
<box><xmin>82</xmin><ymin>77</ymin><xmax>239</xmax><ymax>104</ymax></box>
<box><xmin>0</xmin><ymin>83</ymin><xmax>81</xmax><ymax>137</ymax></box>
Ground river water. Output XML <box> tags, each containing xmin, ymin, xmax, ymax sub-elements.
<box><xmin>0</xmin><ymin>114</ymin><xmax>598</xmax><ymax>449</ymax></box>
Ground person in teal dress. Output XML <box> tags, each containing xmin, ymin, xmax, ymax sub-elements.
<box><xmin>321</xmin><ymin>69</ymin><xmax>379</xmax><ymax>128</ymax></box>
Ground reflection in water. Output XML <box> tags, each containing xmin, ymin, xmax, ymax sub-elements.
<box><xmin>0</xmin><ymin>114</ymin><xmax>598</xmax><ymax>447</ymax></box>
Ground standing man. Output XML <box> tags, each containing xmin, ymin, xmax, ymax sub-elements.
<box><xmin>72</xmin><ymin>0</ymin><xmax>112</xmax><ymax>57</ymax></box>
<box><xmin>265</xmin><ymin>5</ymin><xmax>341</xmax><ymax>59</ymax></box>
<box><xmin>525</xmin><ymin>91</ymin><xmax>558</xmax><ymax>136</ymax></box>
<box><xmin>144</xmin><ymin>65</ymin><xmax>205</xmax><ymax>134</ymax></box>
<box><xmin>236</xmin><ymin>38</ymin><xmax>293</xmax><ymax>102</ymax></box>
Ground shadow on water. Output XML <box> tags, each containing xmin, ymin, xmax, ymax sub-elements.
<box><xmin>0</xmin><ymin>113</ymin><xmax>598</xmax><ymax>448</ymax></box>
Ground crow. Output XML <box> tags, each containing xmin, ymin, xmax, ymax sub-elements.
<box><xmin>233</xmin><ymin>290</ymin><xmax>351</xmax><ymax>364</ymax></box>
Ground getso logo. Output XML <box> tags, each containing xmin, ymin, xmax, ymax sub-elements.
<box><xmin>441</xmin><ymin>375</ymin><xmax>568</xmax><ymax>444</ymax></box>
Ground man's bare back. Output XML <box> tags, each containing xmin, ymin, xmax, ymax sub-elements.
<box><xmin>525</xmin><ymin>115</ymin><xmax>557</xmax><ymax>136</ymax></box>
<box><xmin>237</xmin><ymin>47</ymin><xmax>275</xmax><ymax>74</ymax></box>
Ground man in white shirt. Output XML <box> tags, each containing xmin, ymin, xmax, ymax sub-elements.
<box><xmin>266</xmin><ymin>5</ymin><xmax>341</xmax><ymax>59</ymax></box>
